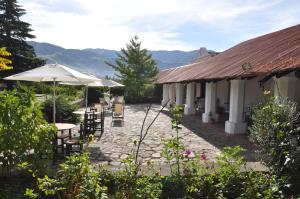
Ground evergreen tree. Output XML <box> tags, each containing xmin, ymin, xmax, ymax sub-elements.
<box><xmin>106</xmin><ymin>36</ymin><xmax>158</xmax><ymax>101</ymax></box>
<box><xmin>0</xmin><ymin>0</ymin><xmax>44</xmax><ymax>77</ymax></box>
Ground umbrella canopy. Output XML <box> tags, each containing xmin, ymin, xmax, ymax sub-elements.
<box><xmin>59</xmin><ymin>79</ymin><xmax>124</xmax><ymax>87</ymax></box>
<box><xmin>105</xmin><ymin>80</ymin><xmax>124</xmax><ymax>87</ymax></box>
<box><xmin>4</xmin><ymin>64</ymin><xmax>99</xmax><ymax>122</ymax></box>
<box><xmin>4</xmin><ymin>64</ymin><xmax>99</xmax><ymax>82</ymax></box>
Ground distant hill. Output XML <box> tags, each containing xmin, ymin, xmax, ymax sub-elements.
<box><xmin>28</xmin><ymin>41</ymin><xmax>214</xmax><ymax>77</ymax></box>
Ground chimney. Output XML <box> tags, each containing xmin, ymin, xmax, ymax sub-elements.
<box><xmin>198</xmin><ymin>47</ymin><xmax>208</xmax><ymax>57</ymax></box>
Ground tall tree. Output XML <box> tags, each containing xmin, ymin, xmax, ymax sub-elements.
<box><xmin>106</xmin><ymin>36</ymin><xmax>158</xmax><ymax>100</ymax></box>
<box><xmin>0</xmin><ymin>0</ymin><xmax>44</xmax><ymax>77</ymax></box>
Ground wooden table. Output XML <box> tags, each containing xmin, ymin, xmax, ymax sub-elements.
<box><xmin>54</xmin><ymin>123</ymin><xmax>76</xmax><ymax>154</ymax></box>
<box><xmin>73</xmin><ymin>111</ymin><xmax>100</xmax><ymax>115</ymax></box>
<box><xmin>55</xmin><ymin>123</ymin><xmax>76</xmax><ymax>130</ymax></box>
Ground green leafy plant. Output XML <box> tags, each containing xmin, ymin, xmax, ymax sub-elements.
<box><xmin>97</xmin><ymin>149</ymin><xmax>162</xmax><ymax>199</ymax></box>
<box><xmin>42</xmin><ymin>95</ymin><xmax>80</xmax><ymax>123</ymax></box>
<box><xmin>183</xmin><ymin>146</ymin><xmax>284</xmax><ymax>199</ymax></box>
<box><xmin>249</xmin><ymin>96</ymin><xmax>300</xmax><ymax>195</ymax></box>
<box><xmin>0</xmin><ymin>86</ymin><xmax>56</xmax><ymax>176</ymax></box>
<box><xmin>25</xmin><ymin>152</ymin><xmax>108</xmax><ymax>199</ymax></box>
<box><xmin>162</xmin><ymin>105</ymin><xmax>185</xmax><ymax>176</ymax></box>
<box><xmin>0</xmin><ymin>47</ymin><xmax>12</xmax><ymax>70</ymax></box>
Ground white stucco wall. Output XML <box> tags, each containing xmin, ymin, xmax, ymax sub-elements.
<box><xmin>244</xmin><ymin>76</ymin><xmax>275</xmax><ymax>108</ymax></box>
<box><xmin>216</xmin><ymin>80</ymin><xmax>229</xmax><ymax>108</ymax></box>
<box><xmin>295</xmin><ymin>78</ymin><xmax>300</xmax><ymax>105</ymax></box>
<box><xmin>244</xmin><ymin>77</ymin><xmax>263</xmax><ymax>107</ymax></box>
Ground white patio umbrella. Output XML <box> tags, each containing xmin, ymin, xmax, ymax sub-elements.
<box><xmin>4</xmin><ymin>64</ymin><xmax>100</xmax><ymax>123</ymax></box>
<box><xmin>59</xmin><ymin>79</ymin><xmax>124</xmax><ymax>109</ymax></box>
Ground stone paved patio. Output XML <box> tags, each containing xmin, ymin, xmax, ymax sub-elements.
<box><xmin>86</xmin><ymin>104</ymin><xmax>257</xmax><ymax>168</ymax></box>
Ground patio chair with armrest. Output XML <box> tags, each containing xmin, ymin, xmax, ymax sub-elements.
<box><xmin>65</xmin><ymin>123</ymin><xmax>84</xmax><ymax>156</ymax></box>
<box><xmin>111</xmin><ymin>103</ymin><xmax>124</xmax><ymax>126</ymax></box>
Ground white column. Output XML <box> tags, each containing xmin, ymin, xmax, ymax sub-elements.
<box><xmin>184</xmin><ymin>82</ymin><xmax>196</xmax><ymax>115</ymax></box>
<box><xmin>168</xmin><ymin>84</ymin><xmax>175</xmax><ymax>107</ymax></box>
<box><xmin>225</xmin><ymin>79</ymin><xmax>247</xmax><ymax>134</ymax></box>
<box><xmin>274</xmin><ymin>74</ymin><xmax>296</xmax><ymax>100</ymax></box>
<box><xmin>161</xmin><ymin>84</ymin><xmax>170</xmax><ymax>106</ymax></box>
<box><xmin>175</xmin><ymin>83</ymin><xmax>184</xmax><ymax>105</ymax></box>
<box><xmin>202</xmin><ymin>82</ymin><xmax>219</xmax><ymax>123</ymax></box>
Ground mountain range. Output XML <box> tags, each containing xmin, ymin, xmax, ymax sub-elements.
<box><xmin>28</xmin><ymin>41</ymin><xmax>212</xmax><ymax>77</ymax></box>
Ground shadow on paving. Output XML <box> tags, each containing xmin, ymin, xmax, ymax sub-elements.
<box><xmin>161</xmin><ymin>110</ymin><xmax>257</xmax><ymax>162</ymax></box>
<box><xmin>125</xmin><ymin>103</ymin><xmax>151</xmax><ymax>113</ymax></box>
<box><xmin>88</xmin><ymin>146</ymin><xmax>113</xmax><ymax>163</ymax></box>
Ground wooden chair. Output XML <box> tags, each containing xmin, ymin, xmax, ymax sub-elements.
<box><xmin>93</xmin><ymin>104</ymin><xmax>105</xmax><ymax>135</ymax></box>
<box><xmin>65</xmin><ymin>123</ymin><xmax>84</xmax><ymax>156</ymax></box>
<box><xmin>112</xmin><ymin>103</ymin><xmax>124</xmax><ymax>125</ymax></box>
<box><xmin>54</xmin><ymin>130</ymin><xmax>69</xmax><ymax>154</ymax></box>
<box><xmin>84</xmin><ymin>111</ymin><xmax>95</xmax><ymax>136</ymax></box>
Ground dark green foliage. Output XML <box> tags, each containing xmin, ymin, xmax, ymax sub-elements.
<box><xmin>42</xmin><ymin>95</ymin><xmax>80</xmax><ymax>123</ymax></box>
<box><xmin>249</xmin><ymin>96</ymin><xmax>300</xmax><ymax>195</ymax></box>
<box><xmin>24</xmin><ymin>82</ymin><xmax>83</xmax><ymax>102</ymax></box>
<box><xmin>183</xmin><ymin>146</ymin><xmax>284</xmax><ymax>199</ymax></box>
<box><xmin>0</xmin><ymin>177</ymin><xmax>34</xmax><ymax>199</ymax></box>
<box><xmin>106</xmin><ymin>36</ymin><xmax>159</xmax><ymax>102</ymax></box>
<box><xmin>0</xmin><ymin>86</ymin><xmax>56</xmax><ymax>175</ymax></box>
<box><xmin>0</xmin><ymin>0</ymin><xmax>44</xmax><ymax>77</ymax></box>
<box><xmin>26</xmin><ymin>152</ymin><xmax>107</xmax><ymax>199</ymax></box>
<box><xmin>98</xmin><ymin>152</ymin><xmax>163</xmax><ymax>199</ymax></box>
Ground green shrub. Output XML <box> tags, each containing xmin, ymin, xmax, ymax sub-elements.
<box><xmin>249</xmin><ymin>96</ymin><xmax>300</xmax><ymax>194</ymax></box>
<box><xmin>42</xmin><ymin>95</ymin><xmax>80</xmax><ymax>123</ymax></box>
<box><xmin>98</xmin><ymin>152</ymin><xmax>163</xmax><ymax>199</ymax></box>
<box><xmin>0</xmin><ymin>86</ymin><xmax>56</xmax><ymax>175</ymax></box>
<box><xmin>182</xmin><ymin>146</ymin><xmax>284</xmax><ymax>199</ymax></box>
<box><xmin>24</xmin><ymin>82</ymin><xmax>83</xmax><ymax>100</ymax></box>
<box><xmin>26</xmin><ymin>152</ymin><xmax>107</xmax><ymax>199</ymax></box>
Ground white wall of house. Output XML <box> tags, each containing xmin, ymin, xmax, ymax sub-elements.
<box><xmin>295</xmin><ymin>78</ymin><xmax>300</xmax><ymax>105</ymax></box>
<box><xmin>274</xmin><ymin>73</ymin><xmax>297</xmax><ymax>101</ymax></box>
<box><xmin>216</xmin><ymin>80</ymin><xmax>229</xmax><ymax>109</ymax></box>
<box><xmin>196</xmin><ymin>83</ymin><xmax>201</xmax><ymax>98</ymax></box>
<box><xmin>244</xmin><ymin>77</ymin><xmax>264</xmax><ymax>107</ymax></box>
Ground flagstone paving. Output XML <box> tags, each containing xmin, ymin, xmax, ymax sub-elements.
<box><xmin>86</xmin><ymin>104</ymin><xmax>256</xmax><ymax>168</ymax></box>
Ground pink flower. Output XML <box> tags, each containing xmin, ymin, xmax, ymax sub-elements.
<box><xmin>200</xmin><ymin>153</ymin><xmax>207</xmax><ymax>161</ymax></box>
<box><xmin>183</xmin><ymin>149</ymin><xmax>194</xmax><ymax>158</ymax></box>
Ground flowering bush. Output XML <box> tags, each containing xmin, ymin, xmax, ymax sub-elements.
<box><xmin>183</xmin><ymin>146</ymin><xmax>283</xmax><ymax>199</ymax></box>
<box><xmin>250</xmin><ymin>96</ymin><xmax>300</xmax><ymax>195</ymax></box>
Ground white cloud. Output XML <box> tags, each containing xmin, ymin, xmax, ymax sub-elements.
<box><xmin>19</xmin><ymin>0</ymin><xmax>300</xmax><ymax>50</ymax></box>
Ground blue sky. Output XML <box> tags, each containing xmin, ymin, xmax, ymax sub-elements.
<box><xmin>20</xmin><ymin>0</ymin><xmax>300</xmax><ymax>51</ymax></box>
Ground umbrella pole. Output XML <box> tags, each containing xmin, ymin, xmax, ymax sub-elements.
<box><xmin>53</xmin><ymin>79</ymin><xmax>56</xmax><ymax>123</ymax></box>
<box><xmin>85</xmin><ymin>85</ymin><xmax>88</xmax><ymax>111</ymax></box>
